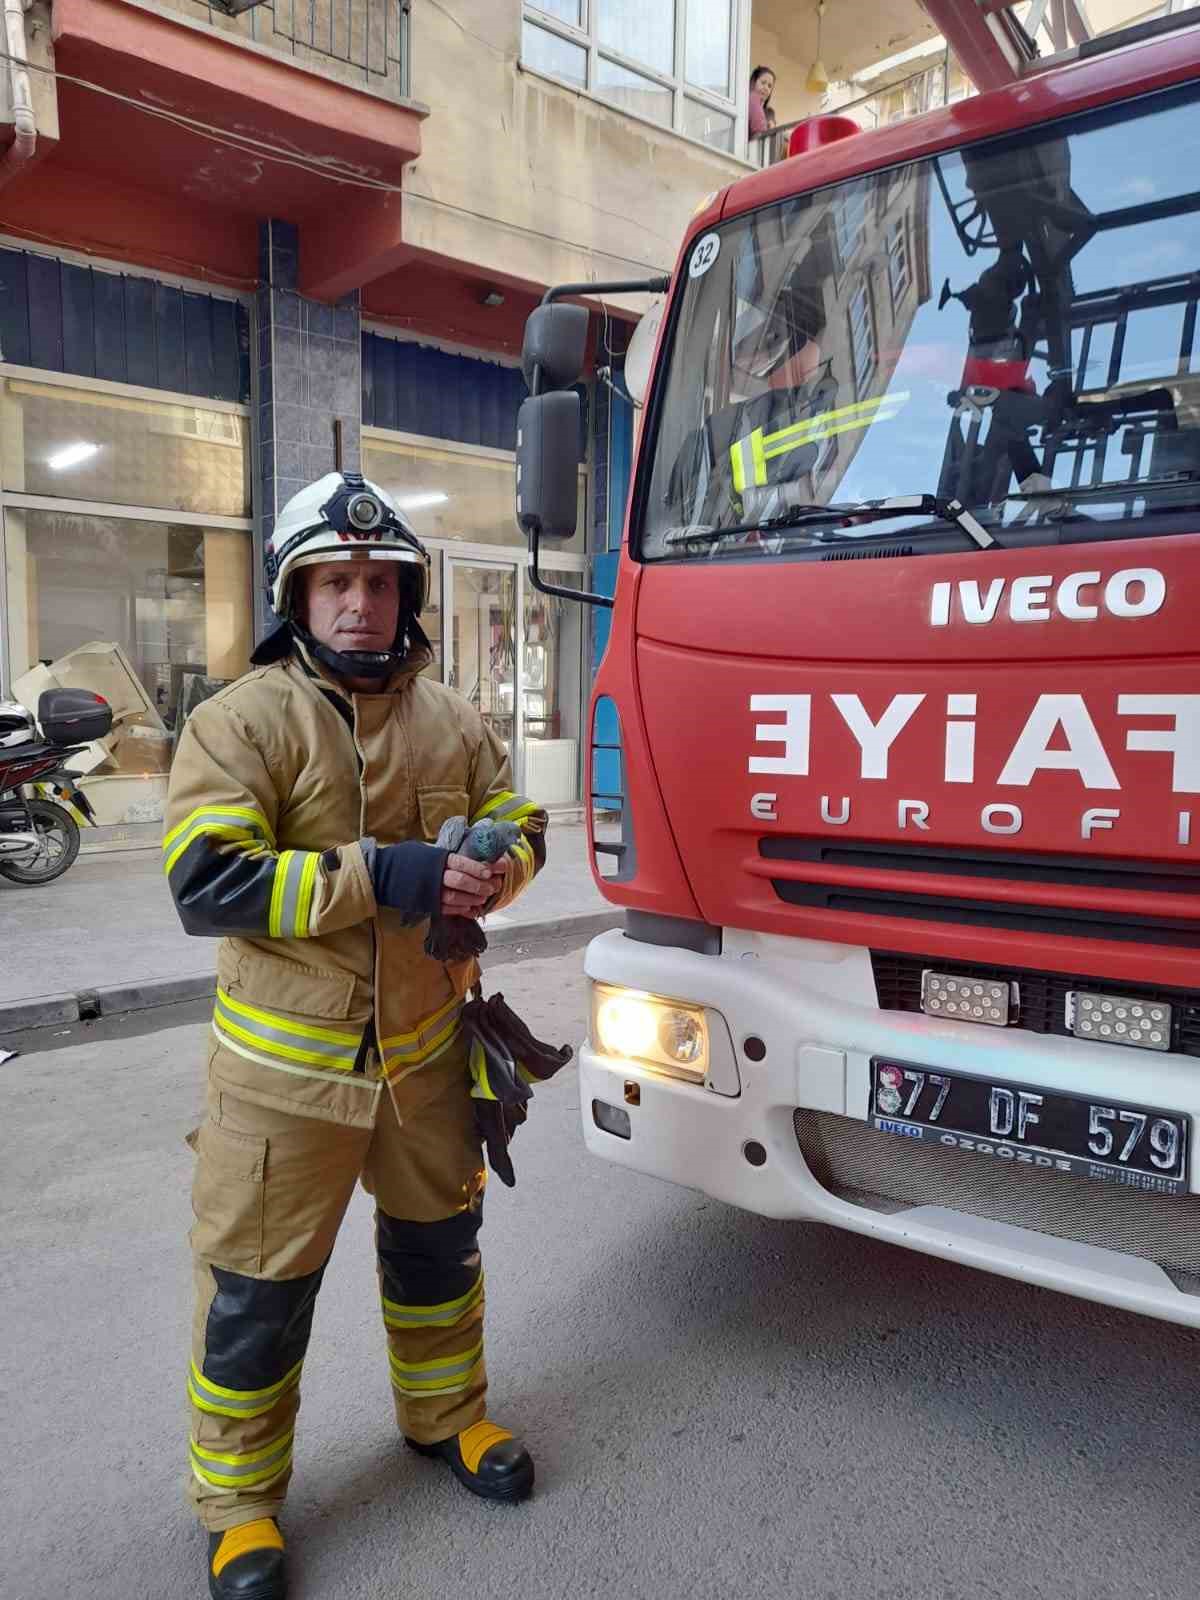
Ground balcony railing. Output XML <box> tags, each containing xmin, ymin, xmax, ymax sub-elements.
<box><xmin>748</xmin><ymin>52</ymin><xmax>957</xmax><ymax>169</ymax></box>
<box><xmin>157</xmin><ymin>0</ymin><xmax>411</xmax><ymax>99</ymax></box>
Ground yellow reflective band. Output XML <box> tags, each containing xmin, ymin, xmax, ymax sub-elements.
<box><xmin>765</xmin><ymin>391</ymin><xmax>908</xmax><ymax>450</ymax></box>
<box><xmin>295</xmin><ymin>851</ymin><xmax>319</xmax><ymax>936</ymax></box>
<box><xmin>750</xmin><ymin>427</ymin><xmax>768</xmax><ymax>487</ymax></box>
<box><xmin>764</xmin><ymin>399</ymin><xmax>906</xmax><ymax>458</ymax></box>
<box><xmin>269</xmin><ymin>851</ymin><xmax>292</xmax><ymax>939</ymax></box>
<box><xmin>468</xmin><ymin>1039</ymin><xmax>498</xmax><ymax>1102</ymax></box>
<box><xmin>472</xmin><ymin>791</ymin><xmax>516</xmax><ymax>821</ymax></box>
<box><xmin>388</xmin><ymin>1340</ymin><xmax>483</xmax><ymax>1393</ymax></box>
<box><xmin>382</xmin><ymin>1016</ymin><xmax>461</xmax><ymax>1081</ymax></box>
<box><xmin>728</xmin><ymin>392</ymin><xmax>911</xmax><ymax>499</ymax></box>
<box><xmin>730</xmin><ymin>437</ymin><xmax>747</xmax><ymax>496</ymax></box>
<box><xmin>383</xmin><ymin>1273</ymin><xmax>483</xmax><ymax>1330</ymax></box>
<box><xmin>163</xmin><ymin>812</ymin><xmax>276</xmax><ymax>876</ymax></box>
<box><xmin>190</xmin><ymin>1449</ymin><xmax>293</xmax><ymax>1492</ymax></box>
<box><xmin>190</xmin><ymin>1429</ymin><xmax>295</xmax><ymax>1470</ymax></box>
<box><xmin>216</xmin><ymin>988</ymin><xmax>360</xmax><ymax>1048</ymax></box>
<box><xmin>163</xmin><ymin>803</ymin><xmax>274</xmax><ymax>852</ymax></box>
<box><xmin>164</xmin><ymin>828</ymin><xmax>268</xmax><ymax>881</ymax></box>
<box><xmin>211</xmin><ymin>1522</ymin><xmax>284</xmax><ymax>1579</ymax></box>
<box><xmin>189</xmin><ymin>1357</ymin><xmax>303</xmax><ymax>1404</ymax></box>
<box><xmin>380</xmin><ymin>994</ymin><xmax>461</xmax><ymax>1050</ymax></box>
<box><xmin>213</xmin><ymin>1011</ymin><xmax>359</xmax><ymax>1071</ymax></box>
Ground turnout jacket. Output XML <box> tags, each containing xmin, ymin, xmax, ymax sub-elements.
<box><xmin>163</xmin><ymin>642</ymin><xmax>546</xmax><ymax>1129</ymax></box>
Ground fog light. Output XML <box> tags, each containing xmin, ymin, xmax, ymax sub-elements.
<box><xmin>921</xmin><ymin>970</ymin><xmax>1015</xmax><ymax>1026</ymax></box>
<box><xmin>592</xmin><ymin>1099</ymin><xmax>632</xmax><ymax>1139</ymax></box>
<box><xmin>1067</xmin><ymin>990</ymin><xmax>1172</xmax><ymax>1050</ymax></box>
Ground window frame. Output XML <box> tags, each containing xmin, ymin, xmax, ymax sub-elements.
<box><xmin>522</xmin><ymin>0</ymin><xmax>750</xmax><ymax>158</ymax></box>
<box><xmin>886</xmin><ymin>215</ymin><xmax>912</xmax><ymax>312</ymax></box>
<box><xmin>848</xmin><ymin>277</ymin><xmax>877</xmax><ymax>397</ymax></box>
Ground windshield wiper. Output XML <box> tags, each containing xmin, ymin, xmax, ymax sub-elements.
<box><xmin>664</xmin><ymin>494</ymin><xmax>998</xmax><ymax>551</ymax></box>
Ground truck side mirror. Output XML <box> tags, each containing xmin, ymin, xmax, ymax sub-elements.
<box><xmin>522</xmin><ymin>303</ymin><xmax>588</xmax><ymax>393</ymax></box>
<box><xmin>516</xmin><ymin>392</ymin><xmax>580</xmax><ymax>541</ymax></box>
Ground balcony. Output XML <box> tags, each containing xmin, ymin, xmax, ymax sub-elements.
<box><xmin>149</xmin><ymin>0</ymin><xmax>411</xmax><ymax>100</ymax></box>
<box><xmin>0</xmin><ymin>0</ymin><xmax>425</xmax><ymax>296</ymax></box>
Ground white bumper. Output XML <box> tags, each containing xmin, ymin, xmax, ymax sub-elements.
<box><xmin>581</xmin><ymin>926</ymin><xmax>1200</xmax><ymax>1329</ymax></box>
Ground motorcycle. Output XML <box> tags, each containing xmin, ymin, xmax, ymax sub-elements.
<box><xmin>0</xmin><ymin>689</ymin><xmax>114</xmax><ymax>886</ymax></box>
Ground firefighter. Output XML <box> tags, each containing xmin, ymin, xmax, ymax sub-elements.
<box><xmin>164</xmin><ymin>470</ymin><xmax>547</xmax><ymax>1600</ymax></box>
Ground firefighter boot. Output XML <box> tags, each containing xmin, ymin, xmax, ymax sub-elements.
<box><xmin>206</xmin><ymin>1519</ymin><xmax>286</xmax><ymax>1600</ymax></box>
<box><xmin>406</xmin><ymin>1420</ymin><xmax>534</xmax><ymax>1502</ymax></box>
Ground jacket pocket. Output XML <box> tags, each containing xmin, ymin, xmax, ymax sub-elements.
<box><xmin>417</xmin><ymin>786</ymin><xmax>471</xmax><ymax>844</ymax></box>
<box><xmin>220</xmin><ymin>942</ymin><xmax>356</xmax><ymax>1021</ymax></box>
<box><xmin>189</xmin><ymin>1119</ymin><xmax>267</xmax><ymax>1273</ymax></box>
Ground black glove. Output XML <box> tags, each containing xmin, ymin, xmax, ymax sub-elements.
<box><xmin>368</xmin><ymin>839</ymin><xmax>447</xmax><ymax>924</ymax></box>
<box><xmin>461</xmin><ymin>991</ymin><xmax>573</xmax><ymax>1187</ymax></box>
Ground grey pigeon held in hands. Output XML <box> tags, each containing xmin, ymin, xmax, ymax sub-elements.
<box><xmin>425</xmin><ymin>815</ymin><xmax>523</xmax><ymax>962</ymax></box>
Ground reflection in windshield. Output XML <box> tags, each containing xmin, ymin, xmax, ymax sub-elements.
<box><xmin>642</xmin><ymin>81</ymin><xmax>1200</xmax><ymax>560</ymax></box>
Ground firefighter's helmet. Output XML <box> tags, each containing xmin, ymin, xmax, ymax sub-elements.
<box><xmin>265</xmin><ymin>471</ymin><xmax>430</xmax><ymax>620</ymax></box>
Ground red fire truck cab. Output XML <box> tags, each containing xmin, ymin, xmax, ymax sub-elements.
<box><xmin>516</xmin><ymin>17</ymin><xmax>1200</xmax><ymax>1327</ymax></box>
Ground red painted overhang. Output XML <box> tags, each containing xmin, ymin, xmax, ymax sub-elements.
<box><xmin>0</xmin><ymin>0</ymin><xmax>426</xmax><ymax>294</ymax></box>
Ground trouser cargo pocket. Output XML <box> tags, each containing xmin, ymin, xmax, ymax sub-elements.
<box><xmin>189</xmin><ymin>1119</ymin><xmax>268</xmax><ymax>1273</ymax></box>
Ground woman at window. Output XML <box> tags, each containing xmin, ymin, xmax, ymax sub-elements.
<box><xmin>749</xmin><ymin>65</ymin><xmax>776</xmax><ymax>139</ymax></box>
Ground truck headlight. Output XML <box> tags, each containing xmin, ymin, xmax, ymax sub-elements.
<box><xmin>593</xmin><ymin>985</ymin><xmax>708</xmax><ymax>1081</ymax></box>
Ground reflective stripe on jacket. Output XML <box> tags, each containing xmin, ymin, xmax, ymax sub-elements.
<box><xmin>163</xmin><ymin>642</ymin><xmax>546</xmax><ymax>1125</ymax></box>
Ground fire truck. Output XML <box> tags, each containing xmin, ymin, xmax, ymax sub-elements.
<box><xmin>515</xmin><ymin>14</ymin><xmax>1200</xmax><ymax>1326</ymax></box>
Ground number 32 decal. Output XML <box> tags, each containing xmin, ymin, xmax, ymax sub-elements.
<box><xmin>689</xmin><ymin>232</ymin><xmax>721</xmax><ymax>279</ymax></box>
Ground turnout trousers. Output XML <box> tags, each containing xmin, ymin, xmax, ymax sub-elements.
<box><xmin>185</xmin><ymin>1035</ymin><xmax>487</xmax><ymax>1532</ymax></box>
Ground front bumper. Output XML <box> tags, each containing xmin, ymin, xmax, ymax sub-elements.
<box><xmin>581</xmin><ymin>928</ymin><xmax>1200</xmax><ymax>1329</ymax></box>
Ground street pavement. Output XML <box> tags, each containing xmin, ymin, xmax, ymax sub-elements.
<box><xmin>0</xmin><ymin>820</ymin><xmax>613</xmax><ymax>1015</ymax></box>
<box><xmin>4</xmin><ymin>930</ymin><xmax>1200</xmax><ymax>1600</ymax></box>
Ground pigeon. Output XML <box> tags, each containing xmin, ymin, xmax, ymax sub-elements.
<box><xmin>424</xmin><ymin>815</ymin><xmax>524</xmax><ymax>962</ymax></box>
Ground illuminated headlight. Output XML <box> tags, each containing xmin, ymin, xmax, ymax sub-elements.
<box><xmin>593</xmin><ymin>985</ymin><xmax>709</xmax><ymax>1080</ymax></box>
<box><xmin>1067</xmin><ymin>990</ymin><xmax>1172</xmax><ymax>1051</ymax></box>
<box><xmin>921</xmin><ymin>970</ymin><xmax>1015</xmax><ymax>1026</ymax></box>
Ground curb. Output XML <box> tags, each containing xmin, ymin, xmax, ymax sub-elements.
<box><xmin>0</xmin><ymin>909</ymin><xmax>622</xmax><ymax>1035</ymax></box>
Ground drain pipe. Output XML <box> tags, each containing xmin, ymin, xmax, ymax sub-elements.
<box><xmin>0</xmin><ymin>0</ymin><xmax>35</xmax><ymax>190</ymax></box>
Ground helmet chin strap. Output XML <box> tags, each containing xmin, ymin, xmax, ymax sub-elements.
<box><xmin>290</xmin><ymin>616</ymin><xmax>409</xmax><ymax>681</ymax></box>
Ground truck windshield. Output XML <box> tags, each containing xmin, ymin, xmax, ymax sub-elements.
<box><xmin>640</xmin><ymin>81</ymin><xmax>1200</xmax><ymax>561</ymax></box>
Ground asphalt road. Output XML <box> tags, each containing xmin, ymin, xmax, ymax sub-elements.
<box><xmin>3</xmin><ymin>931</ymin><xmax>1199</xmax><ymax>1600</ymax></box>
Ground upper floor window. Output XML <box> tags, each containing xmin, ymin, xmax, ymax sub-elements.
<box><xmin>522</xmin><ymin>1</ymin><xmax>746</xmax><ymax>155</ymax></box>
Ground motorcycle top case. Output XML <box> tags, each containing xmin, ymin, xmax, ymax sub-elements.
<box><xmin>38</xmin><ymin>688</ymin><xmax>114</xmax><ymax>746</ymax></box>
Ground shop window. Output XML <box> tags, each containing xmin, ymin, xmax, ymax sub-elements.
<box><xmin>523</xmin><ymin>571</ymin><xmax>584</xmax><ymax>806</ymax></box>
<box><xmin>362</xmin><ymin>436</ymin><xmax>588</xmax><ymax>555</ymax></box>
<box><xmin>5</xmin><ymin>508</ymin><xmax>251</xmax><ymax>827</ymax></box>
<box><xmin>0</xmin><ymin>377</ymin><xmax>250</xmax><ymax>518</ymax></box>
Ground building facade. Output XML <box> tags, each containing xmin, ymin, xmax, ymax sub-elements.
<box><xmin>17</xmin><ymin>0</ymin><xmax>1164</xmax><ymax>842</ymax></box>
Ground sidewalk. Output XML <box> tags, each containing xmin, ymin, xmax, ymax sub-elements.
<box><xmin>0</xmin><ymin>823</ymin><xmax>617</xmax><ymax>1029</ymax></box>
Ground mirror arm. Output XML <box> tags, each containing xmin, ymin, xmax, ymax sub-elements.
<box><xmin>529</xmin><ymin>526</ymin><xmax>614</xmax><ymax>610</ymax></box>
<box><xmin>528</xmin><ymin>276</ymin><xmax>668</xmax><ymax>601</ymax></box>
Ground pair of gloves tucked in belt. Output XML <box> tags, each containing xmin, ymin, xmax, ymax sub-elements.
<box><xmin>461</xmin><ymin>991</ymin><xmax>572</xmax><ymax>1187</ymax></box>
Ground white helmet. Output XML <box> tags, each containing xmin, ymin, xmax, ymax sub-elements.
<box><xmin>265</xmin><ymin>471</ymin><xmax>430</xmax><ymax>619</ymax></box>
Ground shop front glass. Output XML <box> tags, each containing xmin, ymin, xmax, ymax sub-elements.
<box><xmin>1</xmin><ymin>371</ymin><xmax>253</xmax><ymax>839</ymax></box>
<box><xmin>364</xmin><ymin>434</ymin><xmax>588</xmax><ymax>807</ymax></box>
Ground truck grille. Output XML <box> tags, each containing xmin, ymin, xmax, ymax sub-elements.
<box><xmin>762</xmin><ymin>837</ymin><xmax>1200</xmax><ymax>948</ymax></box>
<box><xmin>871</xmin><ymin>948</ymin><xmax>1200</xmax><ymax>1060</ymax></box>
<box><xmin>794</xmin><ymin>1109</ymin><xmax>1200</xmax><ymax>1292</ymax></box>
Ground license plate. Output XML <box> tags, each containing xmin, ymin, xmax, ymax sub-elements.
<box><xmin>870</xmin><ymin>1059</ymin><xmax>1190</xmax><ymax>1197</ymax></box>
